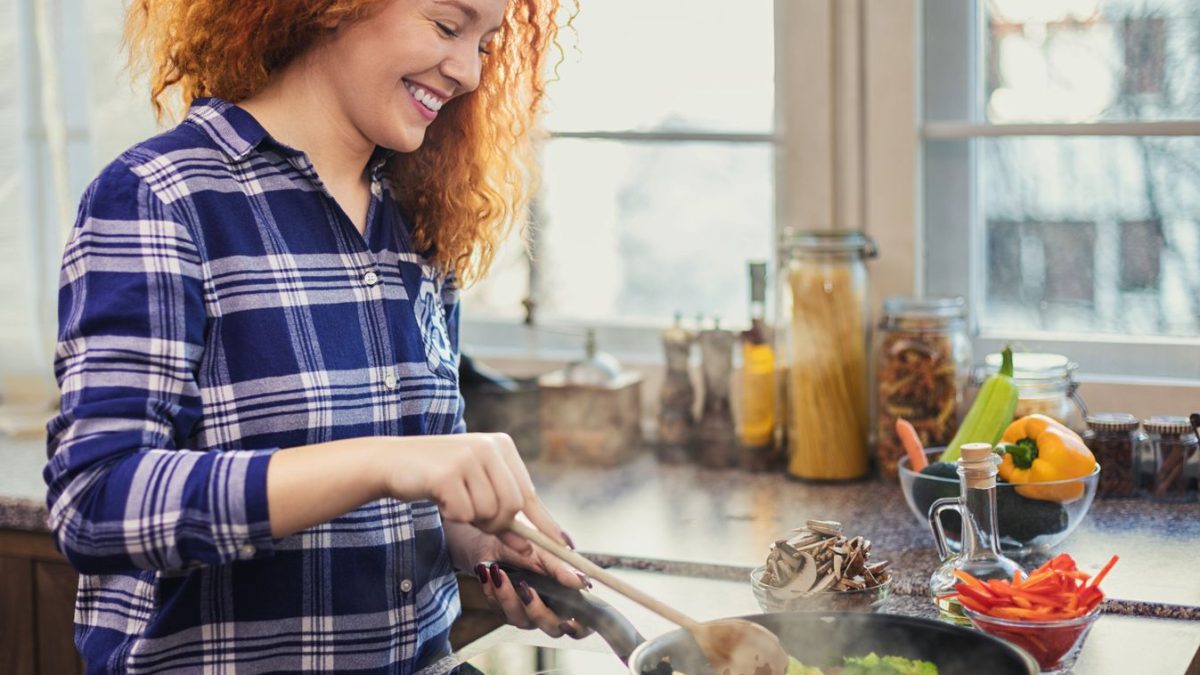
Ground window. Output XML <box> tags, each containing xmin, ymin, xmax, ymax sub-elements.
<box><xmin>461</xmin><ymin>1</ymin><xmax>776</xmax><ymax>340</ymax></box>
<box><xmin>923</xmin><ymin>0</ymin><xmax>1200</xmax><ymax>380</ymax></box>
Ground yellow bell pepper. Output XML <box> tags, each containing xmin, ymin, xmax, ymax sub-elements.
<box><xmin>997</xmin><ymin>414</ymin><xmax>1096</xmax><ymax>503</ymax></box>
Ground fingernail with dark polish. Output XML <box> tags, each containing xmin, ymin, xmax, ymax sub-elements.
<box><xmin>559</xmin><ymin>621</ymin><xmax>579</xmax><ymax>638</ymax></box>
<box><xmin>516</xmin><ymin>580</ymin><xmax>533</xmax><ymax>605</ymax></box>
<box><xmin>561</xmin><ymin>530</ymin><xmax>576</xmax><ymax>550</ymax></box>
<box><xmin>474</xmin><ymin>564</ymin><xmax>488</xmax><ymax>585</ymax></box>
<box><xmin>575</xmin><ymin>572</ymin><xmax>593</xmax><ymax>589</ymax></box>
<box><xmin>489</xmin><ymin>562</ymin><xmax>503</xmax><ymax>588</ymax></box>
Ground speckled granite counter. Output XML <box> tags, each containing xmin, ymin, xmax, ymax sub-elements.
<box><xmin>4</xmin><ymin>439</ymin><xmax>1200</xmax><ymax>623</ymax></box>
<box><xmin>523</xmin><ymin>454</ymin><xmax>1200</xmax><ymax>620</ymax></box>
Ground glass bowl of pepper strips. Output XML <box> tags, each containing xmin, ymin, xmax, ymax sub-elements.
<box><xmin>958</xmin><ymin>554</ymin><xmax>1117</xmax><ymax>674</ymax></box>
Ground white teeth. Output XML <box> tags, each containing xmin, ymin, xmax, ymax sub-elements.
<box><xmin>405</xmin><ymin>81</ymin><xmax>444</xmax><ymax>112</ymax></box>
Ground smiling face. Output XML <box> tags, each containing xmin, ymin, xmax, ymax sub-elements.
<box><xmin>314</xmin><ymin>0</ymin><xmax>508</xmax><ymax>153</ymax></box>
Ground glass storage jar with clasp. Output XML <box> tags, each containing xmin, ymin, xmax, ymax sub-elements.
<box><xmin>1083</xmin><ymin>413</ymin><xmax>1146</xmax><ymax>498</ymax></box>
<box><xmin>873</xmin><ymin>296</ymin><xmax>971</xmax><ymax>479</ymax></box>
<box><xmin>1142</xmin><ymin>416</ymin><xmax>1198</xmax><ymax>503</ymax></box>
<box><xmin>969</xmin><ymin>352</ymin><xmax>1087</xmax><ymax>434</ymax></box>
<box><xmin>775</xmin><ymin>230</ymin><xmax>878</xmax><ymax>481</ymax></box>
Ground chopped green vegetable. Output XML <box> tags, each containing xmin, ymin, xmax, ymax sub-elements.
<box><xmin>787</xmin><ymin>653</ymin><xmax>938</xmax><ymax>675</ymax></box>
<box><xmin>842</xmin><ymin>652</ymin><xmax>938</xmax><ymax>675</ymax></box>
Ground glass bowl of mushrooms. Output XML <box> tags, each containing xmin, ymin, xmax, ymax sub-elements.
<box><xmin>750</xmin><ymin>520</ymin><xmax>892</xmax><ymax>613</ymax></box>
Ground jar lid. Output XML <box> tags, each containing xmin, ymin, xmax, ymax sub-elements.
<box><xmin>779</xmin><ymin>230</ymin><xmax>878</xmax><ymax>258</ymax></box>
<box><xmin>1142</xmin><ymin>416</ymin><xmax>1195</xmax><ymax>435</ymax></box>
<box><xmin>1086</xmin><ymin>412</ymin><xmax>1140</xmax><ymax>432</ymax></box>
<box><xmin>881</xmin><ymin>296</ymin><xmax>967</xmax><ymax>320</ymax></box>
<box><xmin>984</xmin><ymin>352</ymin><xmax>1076</xmax><ymax>383</ymax></box>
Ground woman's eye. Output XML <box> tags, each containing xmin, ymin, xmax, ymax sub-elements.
<box><xmin>435</xmin><ymin>21</ymin><xmax>459</xmax><ymax>38</ymax></box>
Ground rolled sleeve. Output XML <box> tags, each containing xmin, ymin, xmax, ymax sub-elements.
<box><xmin>44</xmin><ymin>160</ymin><xmax>277</xmax><ymax>575</ymax></box>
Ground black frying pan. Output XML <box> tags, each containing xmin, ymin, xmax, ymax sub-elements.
<box><xmin>500</xmin><ymin>565</ymin><xmax>1039</xmax><ymax>675</ymax></box>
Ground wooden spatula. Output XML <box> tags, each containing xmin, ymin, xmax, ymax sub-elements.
<box><xmin>509</xmin><ymin>520</ymin><xmax>790</xmax><ymax>675</ymax></box>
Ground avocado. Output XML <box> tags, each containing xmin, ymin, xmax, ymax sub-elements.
<box><xmin>911</xmin><ymin>462</ymin><xmax>1069</xmax><ymax>544</ymax></box>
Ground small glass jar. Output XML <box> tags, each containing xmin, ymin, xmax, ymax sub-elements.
<box><xmin>971</xmin><ymin>352</ymin><xmax>1087</xmax><ymax>433</ymax></box>
<box><xmin>1142</xmin><ymin>416</ymin><xmax>1198</xmax><ymax>502</ymax></box>
<box><xmin>1083</xmin><ymin>413</ymin><xmax>1145</xmax><ymax>498</ymax></box>
<box><xmin>873</xmin><ymin>296</ymin><xmax>971</xmax><ymax>479</ymax></box>
<box><xmin>776</xmin><ymin>230</ymin><xmax>877</xmax><ymax>481</ymax></box>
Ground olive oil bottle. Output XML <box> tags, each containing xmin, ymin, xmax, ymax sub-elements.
<box><xmin>928</xmin><ymin>442</ymin><xmax>1023</xmax><ymax>624</ymax></box>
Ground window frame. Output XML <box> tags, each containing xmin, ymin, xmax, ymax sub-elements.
<box><xmin>461</xmin><ymin>11</ymin><xmax>782</xmax><ymax>363</ymax></box>
<box><xmin>921</xmin><ymin>0</ymin><xmax>1200</xmax><ymax>383</ymax></box>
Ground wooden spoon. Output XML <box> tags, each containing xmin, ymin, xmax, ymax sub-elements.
<box><xmin>509</xmin><ymin>520</ymin><xmax>791</xmax><ymax>675</ymax></box>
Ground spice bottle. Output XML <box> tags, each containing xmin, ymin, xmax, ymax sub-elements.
<box><xmin>928</xmin><ymin>442</ymin><xmax>1023</xmax><ymax>625</ymax></box>
<box><xmin>696</xmin><ymin>323</ymin><xmax>738</xmax><ymax>468</ymax></box>
<box><xmin>874</xmin><ymin>297</ymin><xmax>970</xmax><ymax>478</ymax></box>
<box><xmin>776</xmin><ymin>230</ymin><xmax>877</xmax><ymax>481</ymax></box>
<box><xmin>657</xmin><ymin>314</ymin><xmax>695</xmax><ymax>463</ymax></box>
<box><xmin>738</xmin><ymin>262</ymin><xmax>780</xmax><ymax>471</ymax></box>
<box><xmin>1083</xmin><ymin>413</ymin><xmax>1145</xmax><ymax>498</ymax></box>
<box><xmin>1142</xmin><ymin>416</ymin><xmax>1198</xmax><ymax>502</ymax></box>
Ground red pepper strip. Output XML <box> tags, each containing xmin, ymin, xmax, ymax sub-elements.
<box><xmin>1007</xmin><ymin>587</ymin><xmax>1062</xmax><ymax>607</ymax></box>
<box><xmin>1089</xmin><ymin>555</ymin><xmax>1120</xmax><ymax>588</ymax></box>
<box><xmin>954</xmin><ymin>569</ymin><xmax>992</xmax><ymax>592</ymax></box>
<box><xmin>987</xmin><ymin>579</ymin><xmax>1010</xmax><ymax>595</ymax></box>
<box><xmin>957</xmin><ymin>594</ymin><xmax>992</xmax><ymax>615</ymax></box>
<box><xmin>1049</xmin><ymin>553</ymin><xmax>1077</xmax><ymax>571</ymax></box>
<box><xmin>956</xmin><ymin>584</ymin><xmax>999</xmax><ymax>608</ymax></box>
<box><xmin>1019</xmin><ymin>571</ymin><xmax>1055</xmax><ymax>589</ymax></box>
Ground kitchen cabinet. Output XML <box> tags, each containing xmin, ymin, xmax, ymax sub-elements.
<box><xmin>0</xmin><ymin>529</ymin><xmax>83</xmax><ymax>675</ymax></box>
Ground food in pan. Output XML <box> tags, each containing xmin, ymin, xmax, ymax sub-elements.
<box><xmin>643</xmin><ymin>652</ymin><xmax>937</xmax><ymax>675</ymax></box>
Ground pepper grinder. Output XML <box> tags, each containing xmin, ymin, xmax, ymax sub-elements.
<box><xmin>696</xmin><ymin>319</ymin><xmax>737</xmax><ymax>468</ymax></box>
<box><xmin>657</xmin><ymin>313</ymin><xmax>696</xmax><ymax>463</ymax></box>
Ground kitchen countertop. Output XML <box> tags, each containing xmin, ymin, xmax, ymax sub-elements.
<box><xmin>455</xmin><ymin>569</ymin><xmax>1200</xmax><ymax>675</ymax></box>
<box><xmin>4</xmin><ymin>439</ymin><xmax>1200</xmax><ymax>672</ymax></box>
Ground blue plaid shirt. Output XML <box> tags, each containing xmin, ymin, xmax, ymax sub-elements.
<box><xmin>45</xmin><ymin>98</ymin><xmax>465</xmax><ymax>674</ymax></box>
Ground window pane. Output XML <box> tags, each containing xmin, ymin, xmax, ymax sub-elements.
<box><xmin>537</xmin><ymin>139</ymin><xmax>773</xmax><ymax>325</ymax></box>
<box><xmin>543</xmin><ymin>1</ymin><xmax>774</xmax><ymax>133</ymax></box>
<box><xmin>984</xmin><ymin>0</ymin><xmax>1200</xmax><ymax>122</ymax></box>
<box><xmin>981</xmin><ymin>136</ymin><xmax>1200</xmax><ymax>337</ymax></box>
<box><xmin>459</xmin><ymin>227</ymin><xmax>529</xmax><ymax>321</ymax></box>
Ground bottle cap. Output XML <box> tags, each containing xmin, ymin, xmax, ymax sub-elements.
<box><xmin>960</xmin><ymin>443</ymin><xmax>995</xmax><ymax>463</ymax></box>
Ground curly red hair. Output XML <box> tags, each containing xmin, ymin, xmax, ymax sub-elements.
<box><xmin>126</xmin><ymin>0</ymin><xmax>571</xmax><ymax>283</ymax></box>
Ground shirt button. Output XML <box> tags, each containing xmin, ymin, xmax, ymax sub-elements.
<box><xmin>238</xmin><ymin>543</ymin><xmax>256</xmax><ymax>558</ymax></box>
<box><xmin>383</xmin><ymin>373</ymin><xmax>398</xmax><ymax>389</ymax></box>
<box><xmin>363</xmin><ymin>271</ymin><xmax>379</xmax><ymax>286</ymax></box>
<box><xmin>400</xmin><ymin>579</ymin><xmax>413</xmax><ymax>593</ymax></box>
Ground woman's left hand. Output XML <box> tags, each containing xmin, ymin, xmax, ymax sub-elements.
<box><xmin>444</xmin><ymin>522</ymin><xmax>593</xmax><ymax>639</ymax></box>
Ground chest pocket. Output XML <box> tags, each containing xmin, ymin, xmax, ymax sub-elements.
<box><xmin>413</xmin><ymin>264</ymin><xmax>457</xmax><ymax>381</ymax></box>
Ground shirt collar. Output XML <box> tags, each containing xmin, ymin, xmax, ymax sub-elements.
<box><xmin>185</xmin><ymin>97</ymin><xmax>272</xmax><ymax>161</ymax></box>
<box><xmin>187</xmin><ymin>97</ymin><xmax>397</xmax><ymax>174</ymax></box>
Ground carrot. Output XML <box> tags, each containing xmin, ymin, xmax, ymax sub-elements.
<box><xmin>896</xmin><ymin>418</ymin><xmax>927</xmax><ymax>471</ymax></box>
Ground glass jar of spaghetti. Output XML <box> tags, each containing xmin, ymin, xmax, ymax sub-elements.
<box><xmin>873</xmin><ymin>297</ymin><xmax>971</xmax><ymax>479</ymax></box>
<box><xmin>776</xmin><ymin>230</ymin><xmax>877</xmax><ymax>481</ymax></box>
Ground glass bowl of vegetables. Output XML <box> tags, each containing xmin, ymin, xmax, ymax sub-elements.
<box><xmin>898</xmin><ymin>447</ymin><xmax>1100</xmax><ymax>556</ymax></box>
<box><xmin>750</xmin><ymin>565</ymin><xmax>892</xmax><ymax>613</ymax></box>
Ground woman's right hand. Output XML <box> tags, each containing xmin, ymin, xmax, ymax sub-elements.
<box><xmin>384</xmin><ymin>432</ymin><xmax>567</xmax><ymax>555</ymax></box>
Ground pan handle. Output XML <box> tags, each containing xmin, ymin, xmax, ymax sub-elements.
<box><xmin>497</xmin><ymin>562</ymin><xmax>646</xmax><ymax>663</ymax></box>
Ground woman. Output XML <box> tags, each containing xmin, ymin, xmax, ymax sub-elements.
<box><xmin>44</xmin><ymin>0</ymin><xmax>586</xmax><ymax>672</ymax></box>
